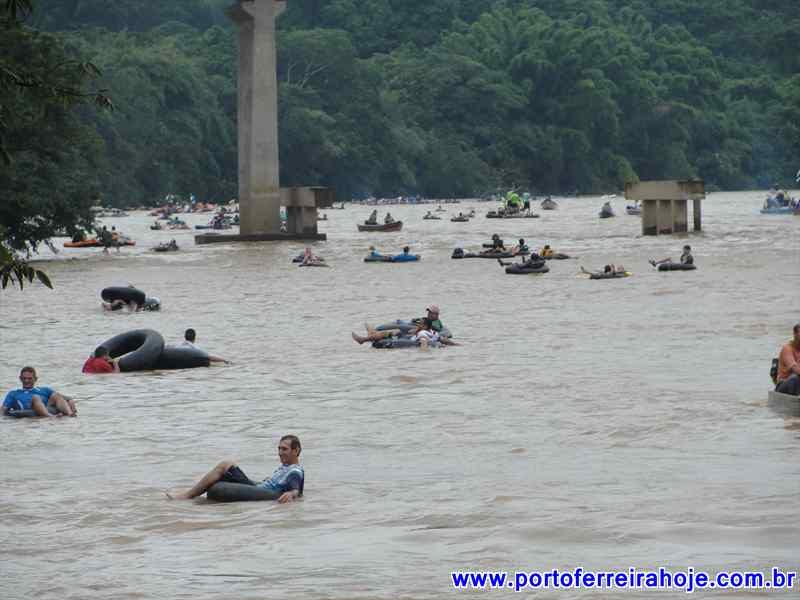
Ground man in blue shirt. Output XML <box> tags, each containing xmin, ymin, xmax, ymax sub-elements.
<box><xmin>167</xmin><ymin>435</ymin><xmax>304</xmax><ymax>503</ymax></box>
<box><xmin>3</xmin><ymin>366</ymin><xmax>76</xmax><ymax>417</ymax></box>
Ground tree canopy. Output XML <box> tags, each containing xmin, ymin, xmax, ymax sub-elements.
<box><xmin>4</xmin><ymin>0</ymin><xmax>800</xmax><ymax>215</ymax></box>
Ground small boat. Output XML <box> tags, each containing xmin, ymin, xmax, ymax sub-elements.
<box><xmin>150</xmin><ymin>225</ymin><xmax>163</xmax><ymax>231</ymax></box>
<box><xmin>540</xmin><ymin>198</ymin><xmax>558</xmax><ymax>210</ymax></box>
<box><xmin>768</xmin><ymin>390</ymin><xmax>800</xmax><ymax>416</ymax></box>
<box><xmin>760</xmin><ymin>206</ymin><xmax>794</xmax><ymax>214</ymax></box>
<box><xmin>357</xmin><ymin>221</ymin><xmax>403</xmax><ymax>232</ymax></box>
<box><xmin>626</xmin><ymin>204</ymin><xmax>641</xmax><ymax>215</ymax></box>
<box><xmin>422</xmin><ymin>214</ymin><xmax>441</xmax><ymax>220</ymax></box>
<box><xmin>450</xmin><ymin>215</ymin><xmax>470</xmax><ymax>222</ymax></box>
<box><xmin>318</xmin><ymin>214</ymin><xmax>328</xmax><ymax>221</ymax></box>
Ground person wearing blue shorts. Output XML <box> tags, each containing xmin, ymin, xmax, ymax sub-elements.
<box><xmin>167</xmin><ymin>435</ymin><xmax>304</xmax><ymax>503</ymax></box>
<box><xmin>3</xmin><ymin>366</ymin><xmax>77</xmax><ymax>417</ymax></box>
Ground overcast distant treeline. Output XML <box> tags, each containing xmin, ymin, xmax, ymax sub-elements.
<box><xmin>10</xmin><ymin>0</ymin><xmax>800</xmax><ymax>209</ymax></box>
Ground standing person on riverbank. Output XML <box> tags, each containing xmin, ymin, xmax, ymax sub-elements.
<box><xmin>2</xmin><ymin>366</ymin><xmax>77</xmax><ymax>417</ymax></box>
<box><xmin>166</xmin><ymin>435</ymin><xmax>304</xmax><ymax>503</ymax></box>
<box><xmin>776</xmin><ymin>324</ymin><xmax>800</xmax><ymax>395</ymax></box>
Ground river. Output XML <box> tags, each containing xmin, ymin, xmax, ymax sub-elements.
<box><xmin>1</xmin><ymin>191</ymin><xmax>798</xmax><ymax>599</ymax></box>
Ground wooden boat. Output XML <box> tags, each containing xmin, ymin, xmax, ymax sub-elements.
<box><xmin>357</xmin><ymin>221</ymin><xmax>403</xmax><ymax>232</ymax></box>
<box><xmin>768</xmin><ymin>390</ymin><xmax>800</xmax><ymax>416</ymax></box>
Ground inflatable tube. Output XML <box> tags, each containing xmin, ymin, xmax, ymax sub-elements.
<box><xmin>505</xmin><ymin>263</ymin><xmax>549</xmax><ymax>275</ymax></box>
<box><xmin>657</xmin><ymin>262</ymin><xmax>697</xmax><ymax>271</ymax></box>
<box><xmin>544</xmin><ymin>253</ymin><xmax>573</xmax><ymax>260</ymax></box>
<box><xmin>364</xmin><ymin>255</ymin><xmax>394</xmax><ymax>263</ymax></box>
<box><xmin>391</xmin><ymin>254</ymin><xmax>420</xmax><ymax>262</ymax></box>
<box><xmin>373</xmin><ymin>337</ymin><xmax>421</xmax><ymax>349</ymax></box>
<box><xmin>6</xmin><ymin>403</ymin><xmax>62</xmax><ymax>418</ymax></box>
<box><xmin>589</xmin><ymin>271</ymin><xmax>631</xmax><ymax>280</ymax></box>
<box><xmin>143</xmin><ymin>297</ymin><xmax>161</xmax><ymax>311</ymax></box>
<box><xmin>154</xmin><ymin>345</ymin><xmax>210</xmax><ymax>370</ymax></box>
<box><xmin>206</xmin><ymin>482</ymin><xmax>282</xmax><ymax>503</ymax></box>
<box><xmin>98</xmin><ymin>329</ymin><xmax>165</xmax><ymax>372</ymax></box>
<box><xmin>101</xmin><ymin>286</ymin><xmax>146</xmax><ymax>306</ymax></box>
<box><xmin>452</xmin><ymin>249</ymin><xmax>518</xmax><ymax>259</ymax></box>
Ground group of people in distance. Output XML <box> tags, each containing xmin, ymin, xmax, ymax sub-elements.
<box><xmin>351</xmin><ymin>305</ymin><xmax>458</xmax><ymax>349</ymax></box>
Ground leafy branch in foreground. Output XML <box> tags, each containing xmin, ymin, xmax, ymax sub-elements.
<box><xmin>0</xmin><ymin>245</ymin><xmax>52</xmax><ymax>290</ymax></box>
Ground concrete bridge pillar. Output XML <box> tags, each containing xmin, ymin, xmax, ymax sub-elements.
<box><xmin>625</xmin><ymin>180</ymin><xmax>705</xmax><ymax>236</ymax></box>
<box><xmin>196</xmin><ymin>0</ymin><xmax>333</xmax><ymax>245</ymax></box>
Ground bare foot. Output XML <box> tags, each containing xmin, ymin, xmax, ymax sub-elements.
<box><xmin>165</xmin><ymin>490</ymin><xmax>189</xmax><ymax>500</ymax></box>
<box><xmin>351</xmin><ymin>332</ymin><xmax>365</xmax><ymax>345</ymax></box>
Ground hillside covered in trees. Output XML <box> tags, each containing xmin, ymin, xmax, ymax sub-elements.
<box><xmin>9</xmin><ymin>0</ymin><xmax>800</xmax><ymax>208</ymax></box>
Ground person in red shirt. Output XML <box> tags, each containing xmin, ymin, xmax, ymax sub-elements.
<box><xmin>776</xmin><ymin>324</ymin><xmax>800</xmax><ymax>395</ymax></box>
<box><xmin>82</xmin><ymin>346</ymin><xmax>120</xmax><ymax>374</ymax></box>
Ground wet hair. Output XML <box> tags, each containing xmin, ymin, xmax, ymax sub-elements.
<box><xmin>184</xmin><ymin>328</ymin><xmax>196</xmax><ymax>342</ymax></box>
<box><xmin>683</xmin><ymin>245</ymin><xmax>691</xmax><ymax>251</ymax></box>
<box><xmin>604</xmin><ymin>265</ymin><xmax>612</xmax><ymax>273</ymax></box>
<box><xmin>519</xmin><ymin>239</ymin><xmax>524</xmax><ymax>244</ymax></box>
<box><xmin>94</xmin><ymin>346</ymin><xmax>110</xmax><ymax>358</ymax></box>
<box><xmin>280</xmin><ymin>434</ymin><xmax>302</xmax><ymax>454</ymax></box>
<box><xmin>403</xmin><ymin>246</ymin><xmax>410</xmax><ymax>253</ymax></box>
<box><xmin>794</xmin><ymin>323</ymin><xmax>800</xmax><ymax>334</ymax></box>
<box><xmin>19</xmin><ymin>366</ymin><xmax>37</xmax><ymax>378</ymax></box>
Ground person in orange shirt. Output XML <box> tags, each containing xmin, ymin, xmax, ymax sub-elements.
<box><xmin>776</xmin><ymin>324</ymin><xmax>800</xmax><ymax>395</ymax></box>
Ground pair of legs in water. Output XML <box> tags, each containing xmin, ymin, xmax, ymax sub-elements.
<box><xmin>31</xmin><ymin>393</ymin><xmax>77</xmax><ymax>417</ymax></box>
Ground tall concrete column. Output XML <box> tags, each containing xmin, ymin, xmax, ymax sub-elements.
<box><xmin>227</xmin><ymin>0</ymin><xmax>287</xmax><ymax>236</ymax></box>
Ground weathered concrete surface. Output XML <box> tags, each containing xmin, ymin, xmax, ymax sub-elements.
<box><xmin>227</xmin><ymin>0</ymin><xmax>287</xmax><ymax>236</ymax></box>
<box><xmin>625</xmin><ymin>180</ymin><xmax>704</xmax><ymax>236</ymax></box>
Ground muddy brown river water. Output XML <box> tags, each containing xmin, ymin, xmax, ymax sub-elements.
<box><xmin>0</xmin><ymin>191</ymin><xmax>798</xmax><ymax>599</ymax></box>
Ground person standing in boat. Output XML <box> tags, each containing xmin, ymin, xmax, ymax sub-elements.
<box><xmin>365</xmin><ymin>210</ymin><xmax>378</xmax><ymax>225</ymax></box>
<box><xmin>776</xmin><ymin>324</ymin><xmax>800</xmax><ymax>395</ymax></box>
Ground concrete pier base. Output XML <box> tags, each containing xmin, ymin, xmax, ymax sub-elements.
<box><xmin>625</xmin><ymin>180</ymin><xmax>705</xmax><ymax>236</ymax></box>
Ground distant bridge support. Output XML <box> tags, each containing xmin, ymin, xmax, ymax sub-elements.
<box><xmin>625</xmin><ymin>180</ymin><xmax>705</xmax><ymax>236</ymax></box>
<box><xmin>197</xmin><ymin>0</ymin><xmax>333</xmax><ymax>245</ymax></box>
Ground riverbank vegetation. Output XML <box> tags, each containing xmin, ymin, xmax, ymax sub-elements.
<box><xmin>5</xmin><ymin>0</ymin><xmax>800</xmax><ymax>210</ymax></box>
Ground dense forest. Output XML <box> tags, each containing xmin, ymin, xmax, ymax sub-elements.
<box><xmin>3</xmin><ymin>0</ymin><xmax>800</xmax><ymax>229</ymax></box>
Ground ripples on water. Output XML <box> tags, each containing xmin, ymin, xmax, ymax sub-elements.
<box><xmin>1</xmin><ymin>192</ymin><xmax>798</xmax><ymax>599</ymax></box>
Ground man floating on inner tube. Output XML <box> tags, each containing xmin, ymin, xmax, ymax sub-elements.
<box><xmin>166</xmin><ymin>435</ymin><xmax>304</xmax><ymax>503</ymax></box>
<box><xmin>3</xmin><ymin>366</ymin><xmax>77</xmax><ymax>418</ymax></box>
<box><xmin>649</xmin><ymin>245</ymin><xmax>694</xmax><ymax>268</ymax></box>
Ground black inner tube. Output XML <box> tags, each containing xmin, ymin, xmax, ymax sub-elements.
<box><xmin>101</xmin><ymin>286</ymin><xmax>146</xmax><ymax>305</ymax></box>
<box><xmin>98</xmin><ymin>329</ymin><xmax>165</xmax><ymax>372</ymax></box>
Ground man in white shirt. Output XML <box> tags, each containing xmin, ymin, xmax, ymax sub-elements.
<box><xmin>182</xmin><ymin>329</ymin><xmax>229</xmax><ymax>364</ymax></box>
